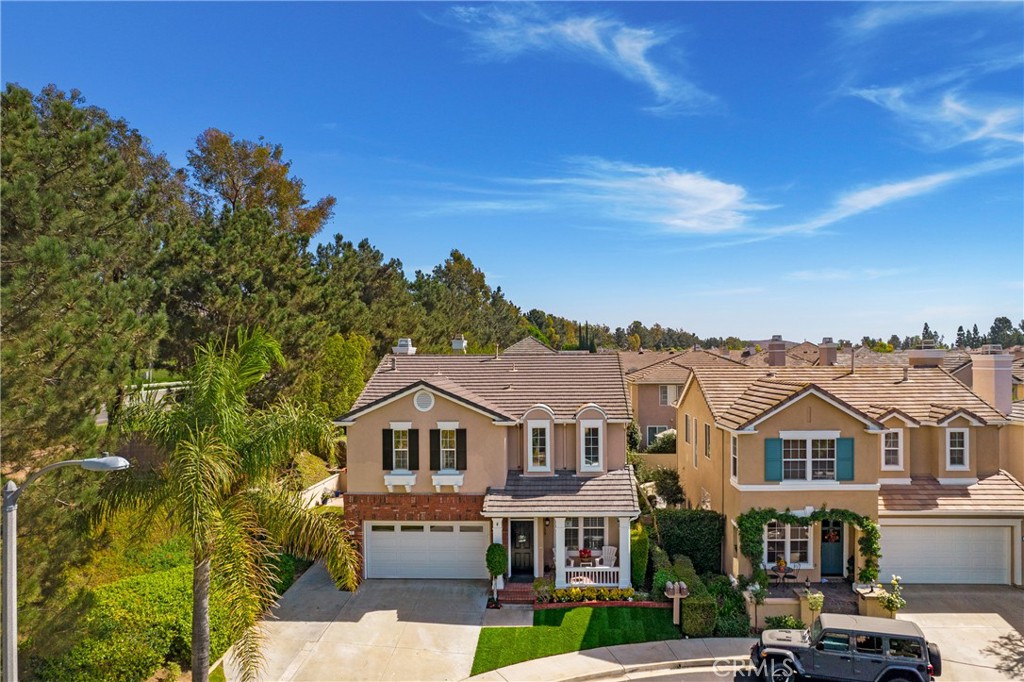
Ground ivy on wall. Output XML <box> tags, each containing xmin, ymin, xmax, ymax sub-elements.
<box><xmin>736</xmin><ymin>507</ymin><xmax>880</xmax><ymax>584</ymax></box>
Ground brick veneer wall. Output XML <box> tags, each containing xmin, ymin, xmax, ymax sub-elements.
<box><xmin>344</xmin><ymin>493</ymin><xmax>487</xmax><ymax>552</ymax></box>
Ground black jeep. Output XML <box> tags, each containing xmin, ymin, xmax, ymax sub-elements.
<box><xmin>751</xmin><ymin>613</ymin><xmax>942</xmax><ymax>682</ymax></box>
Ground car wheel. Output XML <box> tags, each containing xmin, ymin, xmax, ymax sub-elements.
<box><xmin>765</xmin><ymin>658</ymin><xmax>794</xmax><ymax>682</ymax></box>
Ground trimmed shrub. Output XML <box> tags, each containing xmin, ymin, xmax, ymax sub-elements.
<box><xmin>654</xmin><ymin>509</ymin><xmax>724</xmax><ymax>574</ymax></box>
<box><xmin>35</xmin><ymin>565</ymin><xmax>239</xmax><ymax>682</ymax></box>
<box><xmin>649</xmin><ymin>467</ymin><xmax>684</xmax><ymax>505</ymax></box>
<box><xmin>650</xmin><ymin>544</ymin><xmax>671</xmax><ymax>573</ymax></box>
<box><xmin>669</xmin><ymin>557</ymin><xmax>715</xmax><ymax>637</ymax></box>
<box><xmin>646</xmin><ymin>429</ymin><xmax>676</xmax><ymax>454</ymax></box>
<box><xmin>630</xmin><ymin>523</ymin><xmax>650</xmax><ymax>588</ymax></box>
<box><xmin>652</xmin><ymin>568</ymin><xmax>675</xmax><ymax>598</ymax></box>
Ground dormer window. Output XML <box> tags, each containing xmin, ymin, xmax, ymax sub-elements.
<box><xmin>527</xmin><ymin>420</ymin><xmax>550</xmax><ymax>472</ymax></box>
<box><xmin>881</xmin><ymin>430</ymin><xmax>903</xmax><ymax>470</ymax></box>
<box><xmin>580</xmin><ymin>419</ymin><xmax>603</xmax><ymax>472</ymax></box>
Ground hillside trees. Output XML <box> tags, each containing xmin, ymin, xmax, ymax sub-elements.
<box><xmin>0</xmin><ymin>84</ymin><xmax>172</xmax><ymax>469</ymax></box>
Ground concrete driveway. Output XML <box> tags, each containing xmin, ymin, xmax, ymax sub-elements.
<box><xmin>896</xmin><ymin>585</ymin><xmax>1023</xmax><ymax>682</ymax></box>
<box><xmin>224</xmin><ymin>564</ymin><xmax>488</xmax><ymax>681</ymax></box>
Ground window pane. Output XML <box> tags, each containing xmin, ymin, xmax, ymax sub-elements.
<box><xmin>532</xmin><ymin>427</ymin><xmax>547</xmax><ymax>467</ymax></box>
<box><xmin>790</xmin><ymin>525</ymin><xmax>809</xmax><ymax>563</ymax></box>
<box><xmin>884</xmin><ymin>431</ymin><xmax>900</xmax><ymax>467</ymax></box>
<box><xmin>811</xmin><ymin>439</ymin><xmax>836</xmax><ymax>480</ymax></box>
<box><xmin>888</xmin><ymin>638</ymin><xmax>922</xmax><ymax>659</ymax></box>
<box><xmin>441</xmin><ymin>429</ymin><xmax>457</xmax><ymax>469</ymax></box>
<box><xmin>431</xmin><ymin>525</ymin><xmax>454</xmax><ymax>532</ymax></box>
<box><xmin>393</xmin><ymin>429</ymin><xmax>409</xmax><ymax>470</ymax></box>
<box><xmin>782</xmin><ymin>439</ymin><xmax>807</xmax><ymax>480</ymax></box>
<box><xmin>584</xmin><ymin>427</ymin><xmax>600</xmax><ymax>466</ymax></box>
<box><xmin>821</xmin><ymin>632</ymin><xmax>849</xmax><ymax>652</ymax></box>
<box><xmin>856</xmin><ymin>635</ymin><xmax>883</xmax><ymax>655</ymax></box>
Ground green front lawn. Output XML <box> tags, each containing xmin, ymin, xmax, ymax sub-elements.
<box><xmin>471</xmin><ymin>607</ymin><xmax>678</xmax><ymax>675</ymax></box>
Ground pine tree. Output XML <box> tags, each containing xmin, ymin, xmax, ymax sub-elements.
<box><xmin>956</xmin><ymin>326</ymin><xmax>966</xmax><ymax>348</ymax></box>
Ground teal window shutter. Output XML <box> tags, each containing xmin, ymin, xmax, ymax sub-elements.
<box><xmin>765</xmin><ymin>438</ymin><xmax>783</xmax><ymax>481</ymax></box>
<box><xmin>837</xmin><ymin>438</ymin><xmax>855</xmax><ymax>481</ymax></box>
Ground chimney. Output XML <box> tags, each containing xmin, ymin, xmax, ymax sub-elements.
<box><xmin>819</xmin><ymin>337</ymin><xmax>837</xmax><ymax>366</ymax></box>
<box><xmin>451</xmin><ymin>334</ymin><xmax>467</xmax><ymax>354</ymax></box>
<box><xmin>972</xmin><ymin>345</ymin><xmax>1012</xmax><ymax>415</ymax></box>
<box><xmin>908</xmin><ymin>339</ymin><xmax>944</xmax><ymax>368</ymax></box>
<box><xmin>391</xmin><ymin>338</ymin><xmax>417</xmax><ymax>355</ymax></box>
<box><xmin>768</xmin><ymin>335</ymin><xmax>786</xmax><ymax>367</ymax></box>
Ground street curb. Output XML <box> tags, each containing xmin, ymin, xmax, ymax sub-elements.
<box><xmin>553</xmin><ymin>655</ymin><xmax>750</xmax><ymax>682</ymax></box>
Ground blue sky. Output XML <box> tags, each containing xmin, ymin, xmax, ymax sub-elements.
<box><xmin>4</xmin><ymin>1</ymin><xmax>1022</xmax><ymax>342</ymax></box>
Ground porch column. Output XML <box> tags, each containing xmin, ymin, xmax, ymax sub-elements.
<box><xmin>491</xmin><ymin>517</ymin><xmax>504</xmax><ymax>590</ymax></box>
<box><xmin>534</xmin><ymin>518</ymin><xmax>543</xmax><ymax>578</ymax></box>
<box><xmin>618</xmin><ymin>517</ymin><xmax>632</xmax><ymax>588</ymax></box>
<box><xmin>554</xmin><ymin>517</ymin><xmax>566</xmax><ymax>588</ymax></box>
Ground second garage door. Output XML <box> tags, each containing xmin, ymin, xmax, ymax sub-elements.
<box><xmin>364</xmin><ymin>521</ymin><xmax>490</xmax><ymax>579</ymax></box>
<box><xmin>879</xmin><ymin>523</ymin><xmax>1010</xmax><ymax>584</ymax></box>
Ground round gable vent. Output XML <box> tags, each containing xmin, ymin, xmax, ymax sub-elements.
<box><xmin>414</xmin><ymin>390</ymin><xmax>434</xmax><ymax>412</ymax></box>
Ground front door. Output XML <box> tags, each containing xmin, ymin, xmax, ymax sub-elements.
<box><xmin>821</xmin><ymin>520</ymin><xmax>844</xmax><ymax>577</ymax></box>
<box><xmin>510</xmin><ymin>520</ymin><xmax>534</xmax><ymax>575</ymax></box>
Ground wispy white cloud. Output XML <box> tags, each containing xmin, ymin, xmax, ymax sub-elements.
<box><xmin>785</xmin><ymin>268</ymin><xmax>910</xmax><ymax>283</ymax></box>
<box><xmin>842</xmin><ymin>1</ymin><xmax>1020</xmax><ymax>38</ymax></box>
<box><xmin>770</xmin><ymin>157</ymin><xmax>1021</xmax><ymax>235</ymax></box>
<box><xmin>411</xmin><ymin>198</ymin><xmax>549</xmax><ymax>217</ymax></box>
<box><xmin>445</xmin><ymin>4</ymin><xmax>715</xmax><ymax>114</ymax></box>
<box><xmin>520</xmin><ymin>157</ymin><xmax>770</xmax><ymax>234</ymax></box>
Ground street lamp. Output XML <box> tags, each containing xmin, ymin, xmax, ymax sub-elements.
<box><xmin>2</xmin><ymin>454</ymin><xmax>129</xmax><ymax>682</ymax></box>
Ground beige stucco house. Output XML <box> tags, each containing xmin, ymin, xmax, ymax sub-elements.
<box><xmin>336</xmin><ymin>340</ymin><xmax>639</xmax><ymax>589</ymax></box>
<box><xmin>673</xmin><ymin>345</ymin><xmax>1024</xmax><ymax>586</ymax></box>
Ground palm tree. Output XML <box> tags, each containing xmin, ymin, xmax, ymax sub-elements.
<box><xmin>98</xmin><ymin>328</ymin><xmax>359</xmax><ymax>682</ymax></box>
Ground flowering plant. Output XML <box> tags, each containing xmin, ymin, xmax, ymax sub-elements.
<box><xmin>579</xmin><ymin>547</ymin><xmax>592</xmax><ymax>559</ymax></box>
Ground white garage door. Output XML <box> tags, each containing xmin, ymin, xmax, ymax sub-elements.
<box><xmin>365</xmin><ymin>521</ymin><xmax>490</xmax><ymax>579</ymax></box>
<box><xmin>879</xmin><ymin>524</ymin><xmax>1010</xmax><ymax>584</ymax></box>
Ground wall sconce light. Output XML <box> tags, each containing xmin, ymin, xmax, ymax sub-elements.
<box><xmin>544</xmin><ymin>518</ymin><xmax>550</xmax><ymax>527</ymax></box>
<box><xmin>804</xmin><ymin>576</ymin><xmax>811</xmax><ymax>589</ymax></box>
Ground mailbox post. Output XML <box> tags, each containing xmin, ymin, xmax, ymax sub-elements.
<box><xmin>663</xmin><ymin>580</ymin><xmax>689</xmax><ymax>627</ymax></box>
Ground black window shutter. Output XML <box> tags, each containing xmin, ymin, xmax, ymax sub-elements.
<box><xmin>456</xmin><ymin>429</ymin><xmax>467</xmax><ymax>470</ymax></box>
<box><xmin>382</xmin><ymin>429</ymin><xmax>393</xmax><ymax>471</ymax></box>
<box><xmin>429</xmin><ymin>429</ymin><xmax>440</xmax><ymax>470</ymax></box>
<box><xmin>408</xmin><ymin>429</ymin><xmax>420</xmax><ymax>470</ymax></box>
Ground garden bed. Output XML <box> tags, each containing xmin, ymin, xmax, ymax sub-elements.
<box><xmin>535</xmin><ymin>600</ymin><xmax>670</xmax><ymax>610</ymax></box>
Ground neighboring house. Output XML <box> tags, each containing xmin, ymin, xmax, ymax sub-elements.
<box><xmin>623</xmin><ymin>349</ymin><xmax>744</xmax><ymax>452</ymax></box>
<box><xmin>673</xmin><ymin>346</ymin><xmax>1023</xmax><ymax>586</ymax></box>
<box><xmin>336</xmin><ymin>341</ymin><xmax>638</xmax><ymax>589</ymax></box>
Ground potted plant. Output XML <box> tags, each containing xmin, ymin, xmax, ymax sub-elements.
<box><xmin>485</xmin><ymin>543</ymin><xmax>508</xmax><ymax>609</ymax></box>
<box><xmin>807</xmin><ymin>590</ymin><xmax>824</xmax><ymax>623</ymax></box>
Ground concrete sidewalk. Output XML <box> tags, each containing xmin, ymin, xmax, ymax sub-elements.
<box><xmin>465</xmin><ymin>637</ymin><xmax>755</xmax><ymax>682</ymax></box>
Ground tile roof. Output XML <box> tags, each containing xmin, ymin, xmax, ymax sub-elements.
<box><xmin>502</xmin><ymin>336</ymin><xmax>557</xmax><ymax>355</ymax></box>
<box><xmin>690</xmin><ymin>366</ymin><xmax>1008</xmax><ymax>430</ymax></box>
<box><xmin>879</xmin><ymin>473</ymin><xmax>1024</xmax><ymax>514</ymax></box>
<box><xmin>343</xmin><ymin>352</ymin><xmax>631</xmax><ymax>422</ymax></box>
<box><xmin>1010</xmin><ymin>401</ymin><xmax>1024</xmax><ymax>423</ymax></box>
<box><xmin>625</xmin><ymin>349</ymin><xmax>743</xmax><ymax>384</ymax></box>
<box><xmin>1013</xmin><ymin>357</ymin><xmax>1024</xmax><ymax>384</ymax></box>
<box><xmin>482</xmin><ymin>467</ymin><xmax>640</xmax><ymax>516</ymax></box>
<box><xmin>618</xmin><ymin>350</ymin><xmax>683</xmax><ymax>373</ymax></box>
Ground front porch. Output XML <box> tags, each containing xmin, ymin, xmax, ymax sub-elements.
<box><xmin>482</xmin><ymin>468</ymin><xmax>641</xmax><ymax>590</ymax></box>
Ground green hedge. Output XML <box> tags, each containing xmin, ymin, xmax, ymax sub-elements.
<box><xmin>670</xmin><ymin>557</ymin><xmax>716</xmax><ymax>638</ymax></box>
<box><xmin>630</xmin><ymin>523</ymin><xmax>649</xmax><ymax>588</ymax></box>
<box><xmin>653</xmin><ymin>509</ymin><xmax>724</xmax><ymax>575</ymax></box>
<box><xmin>34</xmin><ymin>565</ymin><xmax>239</xmax><ymax>682</ymax></box>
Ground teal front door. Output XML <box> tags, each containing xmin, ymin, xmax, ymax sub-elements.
<box><xmin>821</xmin><ymin>520</ymin><xmax>844</xmax><ymax>577</ymax></box>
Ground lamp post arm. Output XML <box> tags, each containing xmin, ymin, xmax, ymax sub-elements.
<box><xmin>3</xmin><ymin>460</ymin><xmax>89</xmax><ymax>510</ymax></box>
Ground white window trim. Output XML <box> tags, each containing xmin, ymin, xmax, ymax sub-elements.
<box><xmin>646</xmin><ymin>425</ymin><xmax>667</xmax><ymax>445</ymax></box>
<box><xmin>763</xmin><ymin>522</ymin><xmax>814</xmax><ymax>569</ymax></box>
<box><xmin>436</xmin><ymin>421</ymin><xmax>460</xmax><ymax>430</ymax></box>
<box><xmin>389</xmin><ymin>421</ymin><xmax>412</xmax><ymax>430</ymax></box>
<box><xmin>781</xmin><ymin>433</ymin><xmax>839</xmax><ymax>482</ymax></box>
<box><xmin>730</xmin><ymin>435</ymin><xmax>738</xmax><ymax>482</ymax></box>
<box><xmin>527</xmin><ymin>419</ymin><xmax>551</xmax><ymax>472</ymax></box>
<box><xmin>392</xmin><ymin>429</ymin><xmax>410</xmax><ymax>472</ymax></box>
<box><xmin>580</xmin><ymin>419</ymin><xmax>604</xmax><ymax>472</ymax></box>
<box><xmin>880</xmin><ymin>429</ymin><xmax>903</xmax><ymax>471</ymax></box>
<box><xmin>659</xmin><ymin>385</ymin><xmax>679</xmax><ymax>406</ymax></box>
<box><xmin>439</xmin><ymin>428</ymin><xmax>458</xmax><ymax>472</ymax></box>
<box><xmin>563</xmin><ymin>516</ymin><xmax>609</xmax><ymax>551</ymax></box>
<box><xmin>945</xmin><ymin>428</ymin><xmax>970</xmax><ymax>471</ymax></box>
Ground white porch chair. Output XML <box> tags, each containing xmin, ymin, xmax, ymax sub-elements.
<box><xmin>598</xmin><ymin>545</ymin><xmax>617</xmax><ymax>567</ymax></box>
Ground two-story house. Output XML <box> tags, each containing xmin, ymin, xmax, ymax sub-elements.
<box><xmin>674</xmin><ymin>345</ymin><xmax>1023</xmax><ymax>586</ymax></box>
<box><xmin>336</xmin><ymin>342</ymin><xmax>639</xmax><ymax>589</ymax></box>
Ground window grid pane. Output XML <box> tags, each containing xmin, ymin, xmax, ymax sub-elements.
<box><xmin>884</xmin><ymin>432</ymin><xmax>900</xmax><ymax>466</ymax></box>
<box><xmin>782</xmin><ymin>439</ymin><xmax>807</xmax><ymax>480</ymax></box>
<box><xmin>441</xmin><ymin>429</ymin><xmax>456</xmax><ymax>470</ymax></box>
<box><xmin>949</xmin><ymin>431</ymin><xmax>966</xmax><ymax>466</ymax></box>
<box><xmin>582</xmin><ymin>517</ymin><xmax>604</xmax><ymax>549</ymax></box>
<box><xmin>731</xmin><ymin>437</ymin><xmax>738</xmax><ymax>478</ymax></box>
<box><xmin>531</xmin><ymin>427</ymin><xmax>547</xmax><ymax>468</ymax></box>
<box><xmin>584</xmin><ymin>427</ymin><xmax>600</xmax><ymax>466</ymax></box>
<box><xmin>810</xmin><ymin>439</ymin><xmax>836</xmax><ymax>480</ymax></box>
<box><xmin>393</xmin><ymin>430</ymin><xmax>409</xmax><ymax>470</ymax></box>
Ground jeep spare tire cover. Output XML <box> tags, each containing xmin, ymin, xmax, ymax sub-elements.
<box><xmin>928</xmin><ymin>642</ymin><xmax>942</xmax><ymax>677</ymax></box>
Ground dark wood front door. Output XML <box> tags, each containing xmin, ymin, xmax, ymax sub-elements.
<box><xmin>510</xmin><ymin>520</ymin><xmax>533</xmax><ymax>575</ymax></box>
<box><xmin>821</xmin><ymin>520</ymin><xmax>844</xmax><ymax>576</ymax></box>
